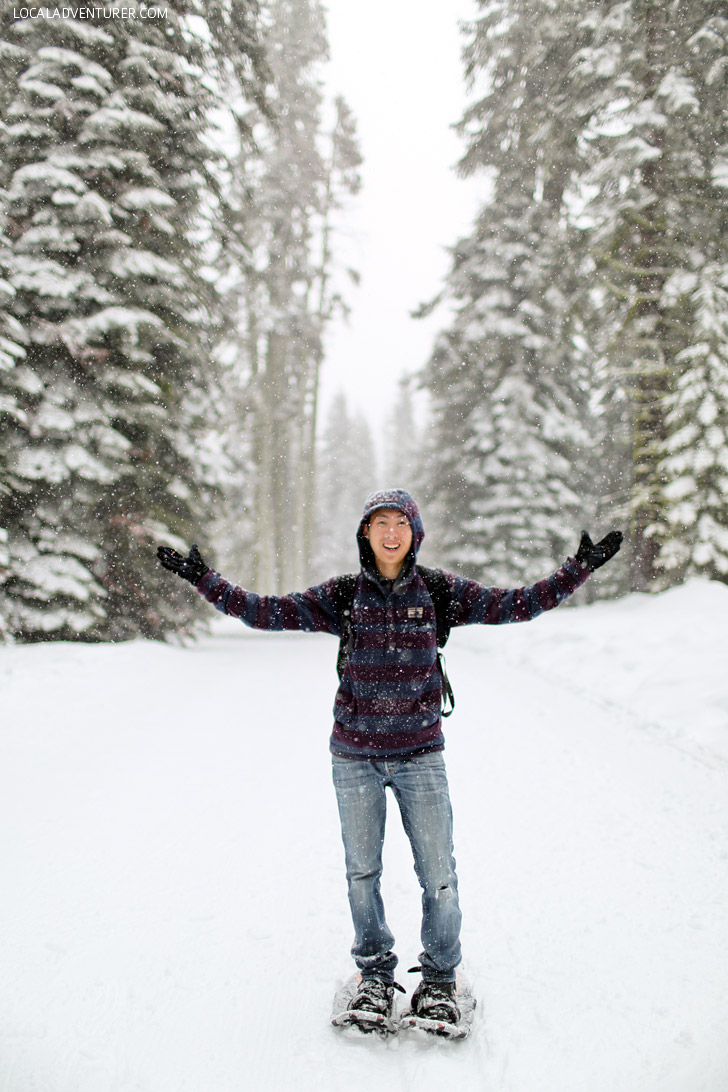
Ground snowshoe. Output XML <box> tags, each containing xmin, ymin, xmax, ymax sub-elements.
<box><xmin>399</xmin><ymin>971</ymin><xmax>476</xmax><ymax>1039</ymax></box>
<box><xmin>331</xmin><ymin>973</ymin><xmax>403</xmax><ymax>1036</ymax></box>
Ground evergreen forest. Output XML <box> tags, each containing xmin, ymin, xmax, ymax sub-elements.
<box><xmin>0</xmin><ymin>0</ymin><xmax>726</xmax><ymax>642</ymax></box>
<box><xmin>418</xmin><ymin>0</ymin><xmax>728</xmax><ymax>594</ymax></box>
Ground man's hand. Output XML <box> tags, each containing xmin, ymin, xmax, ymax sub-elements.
<box><xmin>575</xmin><ymin>530</ymin><xmax>623</xmax><ymax>572</ymax></box>
<box><xmin>156</xmin><ymin>543</ymin><xmax>210</xmax><ymax>585</ymax></box>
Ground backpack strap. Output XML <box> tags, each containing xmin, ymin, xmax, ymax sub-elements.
<box><xmin>331</xmin><ymin>567</ymin><xmax>459</xmax><ymax>717</ymax></box>
<box><xmin>331</xmin><ymin>573</ymin><xmax>359</xmax><ymax>680</ymax></box>
<box><xmin>417</xmin><ymin>565</ymin><xmax>459</xmax><ymax>648</ymax></box>
<box><xmin>418</xmin><ymin>565</ymin><xmax>459</xmax><ymax>717</ymax></box>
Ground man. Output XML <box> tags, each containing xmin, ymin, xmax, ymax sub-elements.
<box><xmin>157</xmin><ymin>488</ymin><xmax>622</xmax><ymax>1030</ymax></box>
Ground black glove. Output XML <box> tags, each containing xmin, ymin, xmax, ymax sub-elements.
<box><xmin>575</xmin><ymin>530</ymin><xmax>623</xmax><ymax>572</ymax></box>
<box><xmin>156</xmin><ymin>543</ymin><xmax>210</xmax><ymax>585</ymax></box>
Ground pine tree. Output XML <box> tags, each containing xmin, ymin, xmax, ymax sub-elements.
<box><xmin>421</xmin><ymin>0</ymin><xmax>728</xmax><ymax>593</ymax></box>
<box><xmin>221</xmin><ymin>0</ymin><xmax>361</xmax><ymax>593</ymax></box>
<box><xmin>575</xmin><ymin>0</ymin><xmax>728</xmax><ymax>589</ymax></box>
<box><xmin>312</xmin><ymin>390</ymin><xmax>378</xmax><ymax>580</ymax></box>
<box><xmin>0</xmin><ymin>186</ymin><xmax>28</xmax><ymax>642</ymax></box>
<box><xmin>0</xmin><ymin>2</ymin><xmax>267</xmax><ymax>639</ymax></box>
<box><xmin>381</xmin><ymin>376</ymin><xmax>422</xmax><ymax>496</ymax></box>
<box><xmin>655</xmin><ymin>6</ymin><xmax>728</xmax><ymax>583</ymax></box>
<box><xmin>419</xmin><ymin>0</ymin><xmax>599</xmax><ymax>585</ymax></box>
<box><xmin>659</xmin><ymin>262</ymin><xmax>728</xmax><ymax>580</ymax></box>
<box><xmin>420</xmin><ymin>200</ymin><xmax>591</xmax><ymax>585</ymax></box>
<box><xmin>299</xmin><ymin>94</ymin><xmax>362</xmax><ymax>582</ymax></box>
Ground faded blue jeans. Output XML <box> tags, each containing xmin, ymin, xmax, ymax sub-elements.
<box><xmin>331</xmin><ymin>751</ymin><xmax>462</xmax><ymax>983</ymax></box>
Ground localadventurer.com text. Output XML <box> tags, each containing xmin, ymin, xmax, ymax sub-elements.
<box><xmin>13</xmin><ymin>6</ymin><xmax>168</xmax><ymax>19</ymax></box>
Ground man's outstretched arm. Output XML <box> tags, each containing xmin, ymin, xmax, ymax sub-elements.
<box><xmin>447</xmin><ymin>530</ymin><xmax>623</xmax><ymax>626</ymax></box>
<box><xmin>157</xmin><ymin>544</ymin><xmax>342</xmax><ymax>635</ymax></box>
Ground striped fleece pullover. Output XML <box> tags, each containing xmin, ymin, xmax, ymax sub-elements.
<box><xmin>197</xmin><ymin>490</ymin><xmax>590</xmax><ymax>760</ymax></box>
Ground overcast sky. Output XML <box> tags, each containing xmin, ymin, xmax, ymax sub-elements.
<box><xmin>320</xmin><ymin>0</ymin><xmax>485</xmax><ymax>433</ymax></box>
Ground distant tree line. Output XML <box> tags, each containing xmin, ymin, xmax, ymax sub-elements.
<box><xmin>418</xmin><ymin>0</ymin><xmax>728</xmax><ymax>594</ymax></box>
<box><xmin>0</xmin><ymin>0</ymin><xmax>360</xmax><ymax>642</ymax></box>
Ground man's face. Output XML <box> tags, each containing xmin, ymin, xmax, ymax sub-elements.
<box><xmin>363</xmin><ymin>508</ymin><xmax>413</xmax><ymax>577</ymax></box>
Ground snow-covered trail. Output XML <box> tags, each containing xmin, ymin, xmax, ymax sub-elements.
<box><xmin>1</xmin><ymin>582</ymin><xmax>727</xmax><ymax>1092</ymax></box>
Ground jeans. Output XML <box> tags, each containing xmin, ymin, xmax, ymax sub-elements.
<box><xmin>332</xmin><ymin>751</ymin><xmax>462</xmax><ymax>983</ymax></box>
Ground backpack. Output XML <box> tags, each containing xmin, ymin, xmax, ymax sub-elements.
<box><xmin>330</xmin><ymin>566</ymin><xmax>459</xmax><ymax>717</ymax></box>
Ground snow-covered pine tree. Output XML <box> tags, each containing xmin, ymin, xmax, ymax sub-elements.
<box><xmin>419</xmin><ymin>0</ymin><xmax>598</xmax><ymax>586</ymax></box>
<box><xmin>312</xmin><ymin>389</ymin><xmax>378</xmax><ymax>580</ymax></box>
<box><xmin>1</xmin><ymin>12</ymin><xmax>127</xmax><ymax>640</ymax></box>
<box><xmin>298</xmin><ymin>93</ymin><xmax>362</xmax><ymax>583</ymax></box>
<box><xmin>416</xmin><ymin>323</ymin><xmax>484</xmax><ymax>571</ymax></box>
<box><xmin>219</xmin><ymin>0</ymin><xmax>361</xmax><ymax>594</ymax></box>
<box><xmin>421</xmin><ymin>195</ymin><xmax>592</xmax><ymax>585</ymax></box>
<box><xmin>0</xmin><ymin>23</ymin><xmax>30</xmax><ymax>642</ymax></box>
<box><xmin>0</xmin><ymin>3</ymin><xmax>266</xmax><ymax>640</ymax></box>
<box><xmin>0</xmin><ymin>191</ymin><xmax>28</xmax><ymax>642</ymax></box>
<box><xmin>381</xmin><ymin>376</ymin><xmax>423</xmax><ymax>501</ymax></box>
<box><xmin>575</xmin><ymin>0</ymin><xmax>728</xmax><ymax>589</ymax></box>
<box><xmin>658</xmin><ymin>263</ymin><xmax>728</xmax><ymax>581</ymax></box>
<box><xmin>656</xmin><ymin>11</ymin><xmax>728</xmax><ymax>584</ymax></box>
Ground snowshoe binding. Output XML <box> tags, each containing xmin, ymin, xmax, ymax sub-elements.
<box><xmin>331</xmin><ymin>974</ymin><xmax>404</xmax><ymax>1036</ymax></box>
<box><xmin>399</xmin><ymin>972</ymin><xmax>476</xmax><ymax>1039</ymax></box>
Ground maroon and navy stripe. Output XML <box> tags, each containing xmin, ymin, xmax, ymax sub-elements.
<box><xmin>197</xmin><ymin>557</ymin><xmax>590</xmax><ymax>761</ymax></box>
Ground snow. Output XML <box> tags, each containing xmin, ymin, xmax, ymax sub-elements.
<box><xmin>69</xmin><ymin>307</ymin><xmax>163</xmax><ymax>343</ymax></box>
<box><xmin>0</xmin><ymin>394</ymin><xmax>27</xmax><ymax>423</ymax></box>
<box><xmin>12</xmin><ymin>446</ymin><xmax>71</xmax><ymax>484</ymax></box>
<box><xmin>18</xmin><ymin>78</ymin><xmax>66</xmax><ymax>103</ymax></box>
<box><xmin>657</xmin><ymin>71</ymin><xmax>700</xmax><ymax>115</ymax></box>
<box><xmin>62</xmin><ymin>443</ymin><xmax>115</xmax><ymax>482</ymax></box>
<box><xmin>73</xmin><ymin>191</ymin><xmax>114</xmax><ymax>224</ymax></box>
<box><xmin>12</xmin><ymin>365</ymin><xmax>44</xmax><ymax>395</ymax></box>
<box><xmin>712</xmin><ymin>158</ymin><xmax>728</xmax><ymax>188</ymax></box>
<box><xmin>70</xmin><ymin>74</ymin><xmax>109</xmax><ymax>98</ymax></box>
<box><xmin>10</xmin><ymin>162</ymin><xmax>87</xmax><ymax>194</ymax></box>
<box><xmin>20</xmin><ymin>553</ymin><xmax>98</xmax><ymax>601</ymax></box>
<box><xmin>36</xmin><ymin>530</ymin><xmax>101</xmax><ymax>563</ymax></box>
<box><xmin>12</xmin><ymin>17</ymin><xmax>113</xmax><ymax>48</ymax></box>
<box><xmin>35</xmin><ymin>403</ymin><xmax>76</xmax><ymax>432</ymax></box>
<box><xmin>118</xmin><ymin>187</ymin><xmax>177</xmax><ymax>211</ymax></box>
<box><xmin>10</xmin><ymin>258</ymin><xmax>88</xmax><ymax>300</ymax></box>
<box><xmin>0</xmin><ymin>335</ymin><xmax>26</xmax><ymax>363</ymax></box>
<box><xmin>35</xmin><ymin>46</ymin><xmax>112</xmax><ymax>85</ymax></box>
<box><xmin>15</xmin><ymin>225</ymin><xmax>81</xmax><ymax>254</ymax></box>
<box><xmin>107</xmin><ymin>250</ymin><xmax>183</xmax><ymax>284</ymax></box>
<box><xmin>1</xmin><ymin>581</ymin><xmax>727</xmax><ymax>1092</ymax></box>
<box><xmin>80</xmin><ymin>106</ymin><xmax>166</xmax><ymax>140</ymax></box>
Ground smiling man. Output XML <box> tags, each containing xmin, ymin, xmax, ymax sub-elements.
<box><xmin>157</xmin><ymin>488</ymin><xmax>622</xmax><ymax>1036</ymax></box>
<box><xmin>363</xmin><ymin>507</ymin><xmax>413</xmax><ymax>576</ymax></box>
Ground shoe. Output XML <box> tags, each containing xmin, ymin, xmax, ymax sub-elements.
<box><xmin>349</xmin><ymin>976</ymin><xmax>399</xmax><ymax>1018</ymax></box>
<box><xmin>410</xmin><ymin>979</ymin><xmax>460</xmax><ymax>1024</ymax></box>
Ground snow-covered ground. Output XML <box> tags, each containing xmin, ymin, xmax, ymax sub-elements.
<box><xmin>1</xmin><ymin>579</ymin><xmax>727</xmax><ymax>1092</ymax></box>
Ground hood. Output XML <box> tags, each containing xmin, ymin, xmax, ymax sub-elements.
<box><xmin>357</xmin><ymin>488</ymin><xmax>424</xmax><ymax>587</ymax></box>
